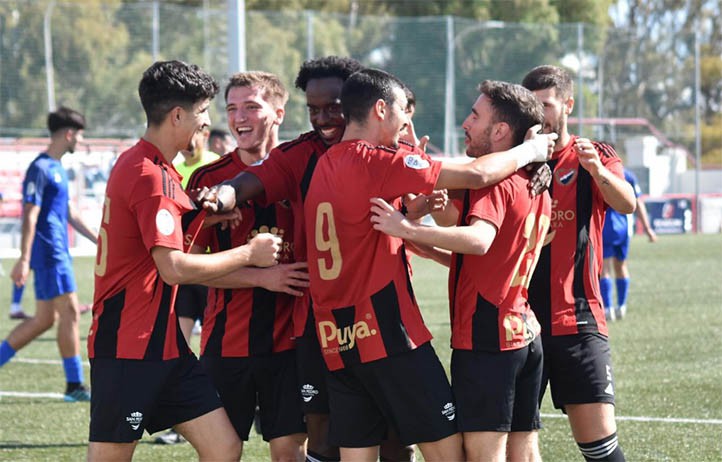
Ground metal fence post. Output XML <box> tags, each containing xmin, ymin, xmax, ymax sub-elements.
<box><xmin>443</xmin><ymin>15</ymin><xmax>455</xmax><ymax>156</ymax></box>
<box><xmin>43</xmin><ymin>0</ymin><xmax>56</xmax><ymax>112</ymax></box>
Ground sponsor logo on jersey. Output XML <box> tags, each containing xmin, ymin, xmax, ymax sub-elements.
<box><xmin>550</xmin><ymin>199</ymin><xmax>575</xmax><ymax>227</ymax></box>
<box><xmin>441</xmin><ymin>402</ymin><xmax>456</xmax><ymax>421</ymax></box>
<box><xmin>318</xmin><ymin>320</ymin><xmax>378</xmax><ymax>352</ymax></box>
<box><xmin>404</xmin><ymin>154</ymin><xmax>430</xmax><ymax>170</ymax></box>
<box><xmin>155</xmin><ymin>209</ymin><xmax>175</xmax><ymax>236</ymax></box>
<box><xmin>300</xmin><ymin>384</ymin><xmax>319</xmax><ymax>403</ymax></box>
<box><xmin>54</xmin><ymin>172</ymin><xmax>62</xmax><ymax>183</ymax></box>
<box><xmin>554</xmin><ymin>167</ymin><xmax>577</xmax><ymax>186</ymax></box>
<box><xmin>126</xmin><ymin>411</ymin><xmax>143</xmax><ymax>430</ymax></box>
<box><xmin>26</xmin><ymin>182</ymin><xmax>36</xmax><ymax>196</ymax></box>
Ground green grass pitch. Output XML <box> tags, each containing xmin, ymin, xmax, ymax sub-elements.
<box><xmin>1</xmin><ymin>233</ymin><xmax>721</xmax><ymax>460</ymax></box>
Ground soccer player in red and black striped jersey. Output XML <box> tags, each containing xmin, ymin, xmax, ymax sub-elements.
<box><xmin>522</xmin><ymin>65</ymin><xmax>637</xmax><ymax>462</ymax></box>
<box><xmin>87</xmin><ymin>61</ymin><xmax>282</xmax><ymax>461</ymax></box>
<box><xmin>371</xmin><ymin>80</ymin><xmax>551</xmax><ymax>461</ymax></box>
<box><xmin>187</xmin><ymin>71</ymin><xmax>308</xmax><ymax>461</ymax></box>
<box><xmin>197</xmin><ymin>56</ymin><xmax>363</xmax><ymax>462</ymax></box>
<box><xmin>303</xmin><ymin>69</ymin><xmax>556</xmax><ymax>461</ymax></box>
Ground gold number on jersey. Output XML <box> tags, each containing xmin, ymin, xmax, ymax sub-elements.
<box><xmin>509</xmin><ymin>212</ymin><xmax>550</xmax><ymax>289</ymax></box>
<box><xmin>94</xmin><ymin>197</ymin><xmax>111</xmax><ymax>277</ymax></box>
<box><xmin>503</xmin><ymin>314</ymin><xmax>526</xmax><ymax>342</ymax></box>
<box><xmin>315</xmin><ymin>202</ymin><xmax>342</xmax><ymax>280</ymax></box>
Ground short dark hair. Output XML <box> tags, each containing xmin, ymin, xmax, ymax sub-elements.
<box><xmin>403</xmin><ymin>85</ymin><xmax>416</xmax><ymax>111</ymax></box>
<box><xmin>294</xmin><ymin>56</ymin><xmax>364</xmax><ymax>91</ymax></box>
<box><xmin>209</xmin><ymin>128</ymin><xmax>230</xmax><ymax>141</ymax></box>
<box><xmin>224</xmin><ymin>71</ymin><xmax>288</xmax><ymax>108</ymax></box>
<box><xmin>521</xmin><ymin>65</ymin><xmax>574</xmax><ymax>100</ymax></box>
<box><xmin>478</xmin><ymin>80</ymin><xmax>544</xmax><ymax>146</ymax></box>
<box><xmin>47</xmin><ymin>106</ymin><xmax>85</xmax><ymax>133</ymax></box>
<box><xmin>341</xmin><ymin>68</ymin><xmax>405</xmax><ymax>125</ymax></box>
<box><xmin>138</xmin><ymin>60</ymin><xmax>219</xmax><ymax>126</ymax></box>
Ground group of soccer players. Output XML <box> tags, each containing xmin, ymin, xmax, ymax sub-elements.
<box><xmin>2</xmin><ymin>53</ymin><xmax>630</xmax><ymax>461</ymax></box>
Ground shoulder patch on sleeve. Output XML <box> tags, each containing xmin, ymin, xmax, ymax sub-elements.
<box><xmin>404</xmin><ymin>154</ymin><xmax>430</xmax><ymax>170</ymax></box>
<box><xmin>155</xmin><ymin>209</ymin><xmax>175</xmax><ymax>236</ymax></box>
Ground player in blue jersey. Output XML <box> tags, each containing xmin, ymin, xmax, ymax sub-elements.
<box><xmin>2</xmin><ymin>107</ymin><xmax>98</xmax><ymax>402</ymax></box>
<box><xmin>600</xmin><ymin>168</ymin><xmax>656</xmax><ymax>320</ymax></box>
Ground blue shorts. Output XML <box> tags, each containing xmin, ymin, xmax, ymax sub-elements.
<box><xmin>33</xmin><ymin>263</ymin><xmax>77</xmax><ymax>300</ymax></box>
<box><xmin>602</xmin><ymin>236</ymin><xmax>630</xmax><ymax>261</ymax></box>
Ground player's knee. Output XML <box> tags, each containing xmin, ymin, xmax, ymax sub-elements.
<box><xmin>270</xmin><ymin>434</ymin><xmax>307</xmax><ymax>462</ymax></box>
<box><xmin>577</xmin><ymin>432</ymin><xmax>625</xmax><ymax>462</ymax></box>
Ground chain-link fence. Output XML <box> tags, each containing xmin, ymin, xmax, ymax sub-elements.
<box><xmin>0</xmin><ymin>1</ymin><xmax>719</xmax><ymax>248</ymax></box>
<box><xmin>0</xmin><ymin>1</ymin><xmax>704</xmax><ymax>158</ymax></box>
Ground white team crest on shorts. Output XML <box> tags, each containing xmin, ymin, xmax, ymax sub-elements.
<box><xmin>155</xmin><ymin>209</ymin><xmax>175</xmax><ymax>236</ymax></box>
<box><xmin>404</xmin><ymin>154</ymin><xmax>430</xmax><ymax>170</ymax></box>
<box><xmin>126</xmin><ymin>411</ymin><xmax>143</xmax><ymax>430</ymax></box>
<box><xmin>441</xmin><ymin>402</ymin><xmax>456</xmax><ymax>421</ymax></box>
<box><xmin>301</xmin><ymin>384</ymin><xmax>319</xmax><ymax>403</ymax></box>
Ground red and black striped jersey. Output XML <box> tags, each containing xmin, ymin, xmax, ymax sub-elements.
<box><xmin>305</xmin><ymin>140</ymin><xmax>442</xmax><ymax>371</ymax></box>
<box><xmin>448</xmin><ymin>171</ymin><xmax>550</xmax><ymax>352</ymax></box>
<box><xmin>89</xmin><ymin>139</ymin><xmax>193</xmax><ymax>360</ymax></box>
<box><xmin>248</xmin><ymin>131</ymin><xmax>329</xmax><ymax>338</ymax></box>
<box><xmin>528</xmin><ymin>136</ymin><xmax>624</xmax><ymax>337</ymax></box>
<box><xmin>187</xmin><ymin>153</ymin><xmax>296</xmax><ymax>357</ymax></box>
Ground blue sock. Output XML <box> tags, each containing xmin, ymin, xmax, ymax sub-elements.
<box><xmin>616</xmin><ymin>278</ymin><xmax>630</xmax><ymax>307</ymax></box>
<box><xmin>600</xmin><ymin>277</ymin><xmax>613</xmax><ymax>309</ymax></box>
<box><xmin>0</xmin><ymin>340</ymin><xmax>17</xmax><ymax>367</ymax></box>
<box><xmin>12</xmin><ymin>284</ymin><xmax>24</xmax><ymax>304</ymax></box>
<box><xmin>62</xmin><ymin>355</ymin><xmax>84</xmax><ymax>384</ymax></box>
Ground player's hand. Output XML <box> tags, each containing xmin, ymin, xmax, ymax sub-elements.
<box><xmin>575</xmin><ymin>137</ymin><xmax>602</xmax><ymax>175</ymax></box>
<box><xmin>404</xmin><ymin>190</ymin><xmax>448</xmax><ymax>220</ymax></box>
<box><xmin>194</xmin><ymin>184</ymin><xmax>237</xmax><ymax>213</ymax></box>
<box><xmin>258</xmin><ymin>262</ymin><xmax>310</xmax><ymax>297</ymax></box>
<box><xmin>647</xmin><ymin>230</ymin><xmax>658</xmax><ymax>243</ymax></box>
<box><xmin>370</xmin><ymin>197</ymin><xmax>411</xmax><ymax>239</ymax></box>
<box><xmin>246</xmin><ymin>232</ymin><xmax>282</xmax><ymax>267</ymax></box>
<box><xmin>202</xmin><ymin>208</ymin><xmax>242</xmax><ymax>230</ymax></box>
<box><xmin>524</xmin><ymin>124</ymin><xmax>558</xmax><ymax>163</ymax></box>
<box><xmin>526</xmin><ymin>163</ymin><xmax>552</xmax><ymax>196</ymax></box>
<box><xmin>10</xmin><ymin>259</ymin><xmax>29</xmax><ymax>287</ymax></box>
<box><xmin>418</xmin><ymin>135</ymin><xmax>430</xmax><ymax>152</ymax></box>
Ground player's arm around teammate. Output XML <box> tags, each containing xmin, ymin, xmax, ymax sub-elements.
<box><xmin>87</xmin><ymin>61</ymin><xmax>281</xmax><ymax>462</ymax></box>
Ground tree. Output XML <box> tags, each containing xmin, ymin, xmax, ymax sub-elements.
<box><xmin>605</xmin><ymin>0</ymin><xmax>722</xmax><ymax>165</ymax></box>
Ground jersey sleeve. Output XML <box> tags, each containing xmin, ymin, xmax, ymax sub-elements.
<box><xmin>466</xmin><ymin>181</ymin><xmax>510</xmax><ymax>231</ymax></box>
<box><xmin>130</xmin><ymin>168</ymin><xmax>187</xmax><ymax>252</ymax></box>
<box><xmin>23</xmin><ymin>163</ymin><xmax>47</xmax><ymax>206</ymax></box>
<box><xmin>248</xmin><ymin>148</ymin><xmax>296</xmax><ymax>205</ymax></box>
<box><xmin>378</xmin><ymin>146</ymin><xmax>442</xmax><ymax>199</ymax></box>
<box><xmin>595</xmin><ymin>142</ymin><xmax>624</xmax><ymax>180</ymax></box>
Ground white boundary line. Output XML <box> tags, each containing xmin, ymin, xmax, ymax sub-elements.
<box><xmin>540</xmin><ymin>413</ymin><xmax>722</xmax><ymax>426</ymax></box>
<box><xmin>0</xmin><ymin>391</ymin><xmax>64</xmax><ymax>399</ymax></box>
<box><xmin>0</xmin><ymin>391</ymin><xmax>720</xmax><ymax>425</ymax></box>
<box><xmin>8</xmin><ymin>359</ymin><xmax>722</xmax><ymax>425</ymax></box>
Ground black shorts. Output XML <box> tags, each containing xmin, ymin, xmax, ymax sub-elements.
<box><xmin>175</xmin><ymin>284</ymin><xmax>208</xmax><ymax>320</ymax></box>
<box><xmin>200</xmin><ymin>351</ymin><xmax>306</xmax><ymax>441</ymax></box>
<box><xmin>540</xmin><ymin>333</ymin><xmax>616</xmax><ymax>410</ymax></box>
<box><xmin>326</xmin><ymin>342</ymin><xmax>458</xmax><ymax>448</ymax></box>
<box><xmin>451</xmin><ymin>336</ymin><xmax>543</xmax><ymax>433</ymax></box>
<box><xmin>296</xmin><ymin>309</ymin><xmax>330</xmax><ymax>414</ymax></box>
<box><xmin>89</xmin><ymin>356</ymin><xmax>222</xmax><ymax>442</ymax></box>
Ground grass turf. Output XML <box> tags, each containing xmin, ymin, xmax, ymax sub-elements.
<box><xmin>1</xmin><ymin>233</ymin><xmax>720</xmax><ymax>460</ymax></box>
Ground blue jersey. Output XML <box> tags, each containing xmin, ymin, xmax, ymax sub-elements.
<box><xmin>22</xmin><ymin>153</ymin><xmax>71</xmax><ymax>269</ymax></box>
<box><xmin>602</xmin><ymin>169</ymin><xmax>641</xmax><ymax>245</ymax></box>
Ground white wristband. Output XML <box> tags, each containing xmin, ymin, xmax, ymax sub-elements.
<box><xmin>511</xmin><ymin>142</ymin><xmax>540</xmax><ymax>170</ymax></box>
